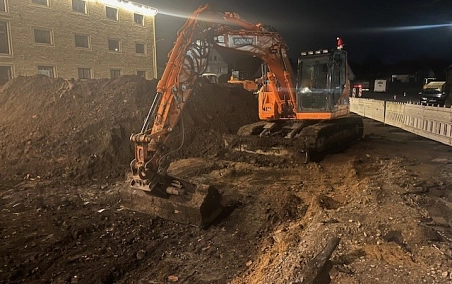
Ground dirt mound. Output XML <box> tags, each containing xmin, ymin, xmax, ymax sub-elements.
<box><xmin>0</xmin><ymin>75</ymin><xmax>259</xmax><ymax>183</ymax></box>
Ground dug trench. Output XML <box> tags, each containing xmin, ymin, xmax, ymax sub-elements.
<box><xmin>1</xmin><ymin>75</ymin><xmax>452</xmax><ymax>283</ymax></box>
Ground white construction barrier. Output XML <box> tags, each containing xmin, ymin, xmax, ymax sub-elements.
<box><xmin>384</xmin><ymin>101</ymin><xmax>405</xmax><ymax>128</ymax></box>
<box><xmin>350</xmin><ymin>98</ymin><xmax>452</xmax><ymax>146</ymax></box>
<box><xmin>349</xmin><ymin>97</ymin><xmax>385</xmax><ymax>122</ymax></box>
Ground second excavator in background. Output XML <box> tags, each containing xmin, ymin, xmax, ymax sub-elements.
<box><xmin>127</xmin><ymin>4</ymin><xmax>363</xmax><ymax>227</ymax></box>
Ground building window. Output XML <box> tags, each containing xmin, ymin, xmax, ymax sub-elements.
<box><xmin>75</xmin><ymin>34</ymin><xmax>89</xmax><ymax>48</ymax></box>
<box><xmin>0</xmin><ymin>0</ymin><xmax>5</xmax><ymax>12</ymax></box>
<box><xmin>106</xmin><ymin>6</ymin><xmax>117</xmax><ymax>20</ymax></box>
<box><xmin>38</xmin><ymin>66</ymin><xmax>54</xmax><ymax>77</ymax></box>
<box><xmin>34</xmin><ymin>29</ymin><xmax>52</xmax><ymax>44</ymax></box>
<box><xmin>137</xmin><ymin>71</ymin><xmax>146</xmax><ymax>78</ymax></box>
<box><xmin>110</xmin><ymin>69</ymin><xmax>121</xmax><ymax>78</ymax></box>
<box><xmin>108</xmin><ymin>39</ymin><xmax>120</xmax><ymax>52</ymax></box>
<box><xmin>78</xmin><ymin>68</ymin><xmax>91</xmax><ymax>79</ymax></box>
<box><xmin>0</xmin><ymin>21</ymin><xmax>9</xmax><ymax>54</ymax></box>
<box><xmin>32</xmin><ymin>0</ymin><xmax>48</xmax><ymax>6</ymax></box>
<box><xmin>0</xmin><ymin>66</ymin><xmax>12</xmax><ymax>85</ymax></box>
<box><xmin>135</xmin><ymin>43</ymin><xmax>145</xmax><ymax>54</ymax></box>
<box><xmin>72</xmin><ymin>0</ymin><xmax>86</xmax><ymax>14</ymax></box>
<box><xmin>134</xmin><ymin>13</ymin><xmax>144</xmax><ymax>25</ymax></box>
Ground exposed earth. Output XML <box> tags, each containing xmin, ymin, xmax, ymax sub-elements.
<box><xmin>1</xmin><ymin>75</ymin><xmax>452</xmax><ymax>284</ymax></box>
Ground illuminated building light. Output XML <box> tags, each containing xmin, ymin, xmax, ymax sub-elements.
<box><xmin>301</xmin><ymin>49</ymin><xmax>331</xmax><ymax>56</ymax></box>
<box><xmin>92</xmin><ymin>0</ymin><xmax>158</xmax><ymax>16</ymax></box>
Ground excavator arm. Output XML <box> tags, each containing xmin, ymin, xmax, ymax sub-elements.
<box><xmin>128</xmin><ymin>5</ymin><xmax>297</xmax><ymax>227</ymax></box>
<box><xmin>130</xmin><ymin>5</ymin><xmax>296</xmax><ymax>190</ymax></box>
<box><xmin>130</xmin><ymin>5</ymin><xmax>207</xmax><ymax>187</ymax></box>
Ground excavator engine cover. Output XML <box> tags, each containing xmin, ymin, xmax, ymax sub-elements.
<box><xmin>121</xmin><ymin>175</ymin><xmax>224</xmax><ymax>228</ymax></box>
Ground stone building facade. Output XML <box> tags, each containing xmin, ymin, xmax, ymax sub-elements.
<box><xmin>204</xmin><ymin>48</ymin><xmax>228</xmax><ymax>77</ymax></box>
<box><xmin>0</xmin><ymin>0</ymin><xmax>157</xmax><ymax>84</ymax></box>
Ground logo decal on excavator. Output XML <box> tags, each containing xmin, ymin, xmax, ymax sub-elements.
<box><xmin>233</xmin><ymin>37</ymin><xmax>254</xmax><ymax>46</ymax></box>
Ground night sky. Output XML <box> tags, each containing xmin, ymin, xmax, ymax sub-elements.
<box><xmin>138</xmin><ymin>0</ymin><xmax>452</xmax><ymax>65</ymax></box>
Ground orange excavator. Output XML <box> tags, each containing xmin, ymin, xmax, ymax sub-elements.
<box><xmin>127</xmin><ymin>5</ymin><xmax>362</xmax><ymax>227</ymax></box>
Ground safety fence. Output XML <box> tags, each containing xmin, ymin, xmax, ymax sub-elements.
<box><xmin>350</xmin><ymin>97</ymin><xmax>452</xmax><ymax>146</ymax></box>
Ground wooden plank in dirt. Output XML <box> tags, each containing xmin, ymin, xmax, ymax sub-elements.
<box><xmin>299</xmin><ymin>236</ymin><xmax>340</xmax><ymax>284</ymax></box>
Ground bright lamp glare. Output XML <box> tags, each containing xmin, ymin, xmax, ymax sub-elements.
<box><xmin>375</xmin><ymin>23</ymin><xmax>452</xmax><ymax>32</ymax></box>
<box><xmin>94</xmin><ymin>0</ymin><xmax>158</xmax><ymax>16</ymax></box>
<box><xmin>356</xmin><ymin>23</ymin><xmax>452</xmax><ymax>33</ymax></box>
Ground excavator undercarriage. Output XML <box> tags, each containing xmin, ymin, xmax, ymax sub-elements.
<box><xmin>226</xmin><ymin>114</ymin><xmax>363</xmax><ymax>163</ymax></box>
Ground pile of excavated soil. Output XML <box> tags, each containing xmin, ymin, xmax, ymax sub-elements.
<box><xmin>0</xmin><ymin>75</ymin><xmax>259</xmax><ymax>183</ymax></box>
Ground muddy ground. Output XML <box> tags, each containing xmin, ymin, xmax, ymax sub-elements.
<box><xmin>1</xmin><ymin>76</ymin><xmax>452</xmax><ymax>284</ymax></box>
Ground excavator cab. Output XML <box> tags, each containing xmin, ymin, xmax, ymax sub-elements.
<box><xmin>297</xmin><ymin>49</ymin><xmax>348</xmax><ymax>113</ymax></box>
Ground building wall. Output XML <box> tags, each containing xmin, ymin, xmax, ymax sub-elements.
<box><xmin>205</xmin><ymin>48</ymin><xmax>228</xmax><ymax>76</ymax></box>
<box><xmin>391</xmin><ymin>74</ymin><xmax>413</xmax><ymax>83</ymax></box>
<box><xmin>0</xmin><ymin>0</ymin><xmax>157</xmax><ymax>82</ymax></box>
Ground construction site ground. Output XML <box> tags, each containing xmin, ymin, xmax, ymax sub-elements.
<box><xmin>1</xmin><ymin>75</ymin><xmax>452</xmax><ymax>284</ymax></box>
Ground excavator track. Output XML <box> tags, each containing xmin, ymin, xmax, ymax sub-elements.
<box><xmin>226</xmin><ymin>114</ymin><xmax>363</xmax><ymax>163</ymax></box>
<box><xmin>299</xmin><ymin>114</ymin><xmax>364</xmax><ymax>152</ymax></box>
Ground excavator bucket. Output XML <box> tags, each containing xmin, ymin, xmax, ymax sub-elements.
<box><xmin>119</xmin><ymin>175</ymin><xmax>224</xmax><ymax>228</ymax></box>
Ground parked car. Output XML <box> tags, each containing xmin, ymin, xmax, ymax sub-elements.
<box><xmin>419</xmin><ymin>81</ymin><xmax>447</xmax><ymax>106</ymax></box>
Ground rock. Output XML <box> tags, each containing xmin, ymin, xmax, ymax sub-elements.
<box><xmin>136</xmin><ymin>249</ymin><xmax>146</xmax><ymax>260</ymax></box>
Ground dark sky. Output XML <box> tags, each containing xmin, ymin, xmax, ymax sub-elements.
<box><xmin>138</xmin><ymin>0</ymin><xmax>452</xmax><ymax>65</ymax></box>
